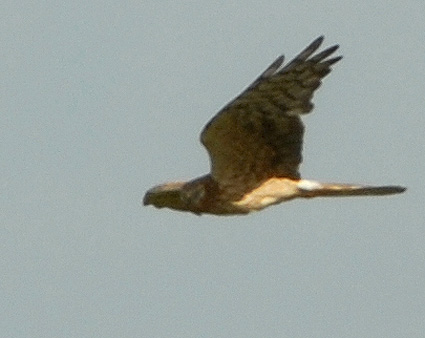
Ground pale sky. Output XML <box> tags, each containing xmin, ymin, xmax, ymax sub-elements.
<box><xmin>1</xmin><ymin>1</ymin><xmax>424</xmax><ymax>337</ymax></box>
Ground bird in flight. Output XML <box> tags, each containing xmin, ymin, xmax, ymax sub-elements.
<box><xmin>143</xmin><ymin>36</ymin><xmax>406</xmax><ymax>215</ymax></box>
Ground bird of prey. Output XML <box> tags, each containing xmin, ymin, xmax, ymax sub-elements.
<box><xmin>143</xmin><ymin>36</ymin><xmax>406</xmax><ymax>215</ymax></box>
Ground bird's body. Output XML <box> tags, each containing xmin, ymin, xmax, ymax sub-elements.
<box><xmin>143</xmin><ymin>37</ymin><xmax>406</xmax><ymax>215</ymax></box>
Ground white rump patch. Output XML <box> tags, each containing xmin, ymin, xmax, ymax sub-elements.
<box><xmin>297</xmin><ymin>180</ymin><xmax>323</xmax><ymax>191</ymax></box>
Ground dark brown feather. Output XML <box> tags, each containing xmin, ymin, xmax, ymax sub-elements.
<box><xmin>201</xmin><ymin>36</ymin><xmax>341</xmax><ymax>194</ymax></box>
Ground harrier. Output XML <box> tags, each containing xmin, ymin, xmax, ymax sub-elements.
<box><xmin>143</xmin><ymin>36</ymin><xmax>406</xmax><ymax>215</ymax></box>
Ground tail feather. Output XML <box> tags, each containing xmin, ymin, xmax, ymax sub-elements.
<box><xmin>297</xmin><ymin>180</ymin><xmax>406</xmax><ymax>198</ymax></box>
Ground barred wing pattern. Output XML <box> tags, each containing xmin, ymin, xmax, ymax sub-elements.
<box><xmin>201</xmin><ymin>36</ymin><xmax>342</xmax><ymax>195</ymax></box>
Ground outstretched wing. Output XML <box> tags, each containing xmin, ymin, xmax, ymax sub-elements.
<box><xmin>201</xmin><ymin>36</ymin><xmax>341</xmax><ymax>193</ymax></box>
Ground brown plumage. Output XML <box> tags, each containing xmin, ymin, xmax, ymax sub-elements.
<box><xmin>143</xmin><ymin>36</ymin><xmax>406</xmax><ymax>215</ymax></box>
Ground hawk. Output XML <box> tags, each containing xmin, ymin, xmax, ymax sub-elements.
<box><xmin>143</xmin><ymin>36</ymin><xmax>406</xmax><ymax>215</ymax></box>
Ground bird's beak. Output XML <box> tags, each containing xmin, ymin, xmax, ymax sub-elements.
<box><xmin>143</xmin><ymin>191</ymin><xmax>152</xmax><ymax>206</ymax></box>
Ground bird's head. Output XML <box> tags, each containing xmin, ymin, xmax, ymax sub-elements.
<box><xmin>143</xmin><ymin>182</ymin><xmax>188</xmax><ymax>211</ymax></box>
<box><xmin>143</xmin><ymin>179</ymin><xmax>209</xmax><ymax>214</ymax></box>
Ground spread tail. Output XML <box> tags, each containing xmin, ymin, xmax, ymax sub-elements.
<box><xmin>297</xmin><ymin>180</ymin><xmax>406</xmax><ymax>198</ymax></box>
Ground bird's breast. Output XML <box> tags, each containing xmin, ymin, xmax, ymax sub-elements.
<box><xmin>232</xmin><ymin>177</ymin><xmax>301</xmax><ymax>211</ymax></box>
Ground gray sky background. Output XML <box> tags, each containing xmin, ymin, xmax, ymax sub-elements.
<box><xmin>1</xmin><ymin>1</ymin><xmax>424</xmax><ymax>337</ymax></box>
